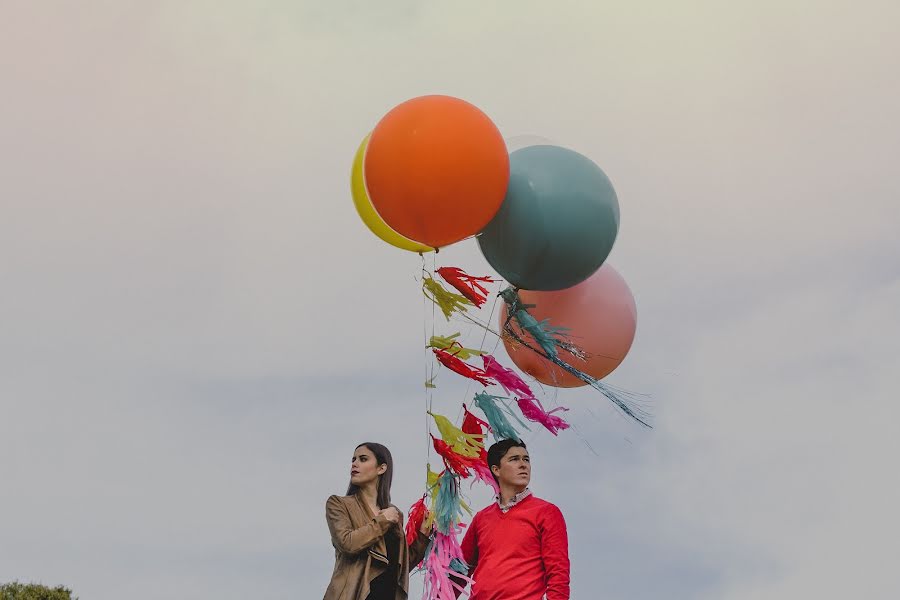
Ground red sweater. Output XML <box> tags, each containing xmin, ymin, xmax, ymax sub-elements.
<box><xmin>459</xmin><ymin>494</ymin><xmax>570</xmax><ymax>600</ymax></box>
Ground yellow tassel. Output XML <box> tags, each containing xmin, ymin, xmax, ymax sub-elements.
<box><xmin>428</xmin><ymin>332</ymin><xmax>485</xmax><ymax>360</ymax></box>
<box><xmin>428</xmin><ymin>411</ymin><xmax>485</xmax><ymax>457</ymax></box>
<box><xmin>423</xmin><ymin>276</ymin><xmax>473</xmax><ymax>320</ymax></box>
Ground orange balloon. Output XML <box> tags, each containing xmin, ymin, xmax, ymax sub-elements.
<box><xmin>500</xmin><ymin>263</ymin><xmax>637</xmax><ymax>387</ymax></box>
<box><xmin>364</xmin><ymin>95</ymin><xmax>509</xmax><ymax>249</ymax></box>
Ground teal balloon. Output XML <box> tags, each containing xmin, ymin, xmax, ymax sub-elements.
<box><xmin>477</xmin><ymin>145</ymin><xmax>619</xmax><ymax>291</ymax></box>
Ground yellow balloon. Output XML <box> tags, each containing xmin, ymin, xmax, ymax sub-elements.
<box><xmin>351</xmin><ymin>133</ymin><xmax>434</xmax><ymax>253</ymax></box>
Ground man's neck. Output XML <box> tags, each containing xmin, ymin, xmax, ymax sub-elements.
<box><xmin>499</xmin><ymin>484</ymin><xmax>528</xmax><ymax>506</ymax></box>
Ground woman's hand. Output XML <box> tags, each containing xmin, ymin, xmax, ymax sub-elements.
<box><xmin>379</xmin><ymin>507</ymin><xmax>401</xmax><ymax>524</ymax></box>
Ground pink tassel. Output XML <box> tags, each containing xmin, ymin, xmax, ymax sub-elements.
<box><xmin>424</xmin><ymin>527</ymin><xmax>474</xmax><ymax>600</ymax></box>
<box><xmin>460</xmin><ymin>405</ymin><xmax>500</xmax><ymax>494</ymax></box>
<box><xmin>482</xmin><ymin>354</ymin><xmax>534</xmax><ymax>399</ymax></box>
<box><xmin>470</xmin><ymin>452</ymin><xmax>500</xmax><ymax>495</ymax></box>
<box><xmin>516</xmin><ymin>396</ymin><xmax>571</xmax><ymax>436</ymax></box>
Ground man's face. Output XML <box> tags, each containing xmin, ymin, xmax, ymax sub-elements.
<box><xmin>492</xmin><ymin>446</ymin><xmax>531</xmax><ymax>489</ymax></box>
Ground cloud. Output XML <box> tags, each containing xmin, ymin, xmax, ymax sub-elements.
<box><xmin>2</xmin><ymin>1</ymin><xmax>899</xmax><ymax>598</ymax></box>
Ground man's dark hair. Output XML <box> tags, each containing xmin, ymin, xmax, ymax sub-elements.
<box><xmin>486</xmin><ymin>438</ymin><xmax>527</xmax><ymax>483</ymax></box>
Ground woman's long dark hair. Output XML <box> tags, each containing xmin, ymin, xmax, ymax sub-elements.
<box><xmin>346</xmin><ymin>442</ymin><xmax>393</xmax><ymax>509</ymax></box>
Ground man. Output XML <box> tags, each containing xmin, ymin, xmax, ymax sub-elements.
<box><xmin>455</xmin><ymin>439</ymin><xmax>570</xmax><ymax>599</ymax></box>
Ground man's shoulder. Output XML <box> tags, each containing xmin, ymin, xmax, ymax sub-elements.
<box><xmin>472</xmin><ymin>503</ymin><xmax>499</xmax><ymax>521</ymax></box>
<box><xmin>529</xmin><ymin>495</ymin><xmax>557</xmax><ymax>508</ymax></box>
<box><xmin>527</xmin><ymin>496</ymin><xmax>565</xmax><ymax>516</ymax></box>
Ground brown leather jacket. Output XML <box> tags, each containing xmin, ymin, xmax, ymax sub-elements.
<box><xmin>323</xmin><ymin>494</ymin><xmax>429</xmax><ymax>600</ymax></box>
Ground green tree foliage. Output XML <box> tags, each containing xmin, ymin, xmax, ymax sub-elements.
<box><xmin>0</xmin><ymin>582</ymin><xmax>77</xmax><ymax>600</ymax></box>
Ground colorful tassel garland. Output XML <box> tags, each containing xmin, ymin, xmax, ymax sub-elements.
<box><xmin>460</xmin><ymin>405</ymin><xmax>500</xmax><ymax>494</ymax></box>
<box><xmin>461</xmin><ymin>404</ymin><xmax>491</xmax><ymax>438</ymax></box>
<box><xmin>424</xmin><ymin>276</ymin><xmax>473</xmax><ymax>320</ymax></box>
<box><xmin>431</xmin><ymin>434</ymin><xmax>479</xmax><ymax>477</ymax></box>
<box><xmin>424</xmin><ymin>465</ymin><xmax>442</xmax><ymax>530</ymax></box>
<box><xmin>406</xmin><ymin>496</ymin><xmax>429</xmax><ymax>548</ymax></box>
<box><xmin>472</xmin><ymin>391</ymin><xmax>530</xmax><ymax>442</ymax></box>
<box><xmin>429</xmin><ymin>411</ymin><xmax>485</xmax><ymax>457</ymax></box>
<box><xmin>433</xmin><ymin>348</ymin><xmax>494</xmax><ymax>386</ymax></box>
<box><xmin>436</xmin><ymin>266</ymin><xmax>497</xmax><ymax>308</ymax></box>
<box><xmin>499</xmin><ymin>287</ymin><xmax>652</xmax><ymax>428</ymax></box>
<box><xmin>423</xmin><ymin>528</ymin><xmax>474</xmax><ymax>600</ymax></box>
<box><xmin>499</xmin><ymin>287</ymin><xmax>568</xmax><ymax>358</ymax></box>
<box><xmin>428</xmin><ymin>332</ymin><xmax>485</xmax><ymax>360</ymax></box>
<box><xmin>470</xmin><ymin>450</ymin><xmax>500</xmax><ymax>495</ymax></box>
<box><xmin>481</xmin><ymin>354</ymin><xmax>535</xmax><ymax>399</ymax></box>
<box><xmin>433</xmin><ymin>471</ymin><xmax>466</xmax><ymax>534</ymax></box>
<box><xmin>516</xmin><ymin>396</ymin><xmax>571</xmax><ymax>436</ymax></box>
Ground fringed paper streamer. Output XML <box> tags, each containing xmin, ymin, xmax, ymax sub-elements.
<box><xmin>436</xmin><ymin>266</ymin><xmax>497</xmax><ymax>308</ymax></box>
<box><xmin>431</xmin><ymin>434</ymin><xmax>480</xmax><ymax>477</ymax></box>
<box><xmin>428</xmin><ymin>411</ymin><xmax>485</xmax><ymax>457</ymax></box>
<box><xmin>481</xmin><ymin>354</ymin><xmax>535</xmax><ymax>399</ymax></box>
<box><xmin>407</xmin><ymin>496</ymin><xmax>430</xmax><ymax>548</ymax></box>
<box><xmin>499</xmin><ymin>287</ymin><xmax>568</xmax><ymax>358</ymax></box>
<box><xmin>449</xmin><ymin>558</ymin><xmax>468</xmax><ymax>575</ymax></box>
<box><xmin>428</xmin><ymin>332</ymin><xmax>485</xmax><ymax>360</ymax></box>
<box><xmin>423</xmin><ymin>527</ymin><xmax>474</xmax><ymax>600</ymax></box>
<box><xmin>433</xmin><ymin>471</ymin><xmax>466</xmax><ymax>534</ymax></box>
<box><xmin>424</xmin><ymin>275</ymin><xmax>473</xmax><ymax>320</ymax></box>
<box><xmin>515</xmin><ymin>396</ymin><xmax>571</xmax><ymax>436</ymax></box>
<box><xmin>426</xmin><ymin>465</ymin><xmax>442</xmax><ymax>491</ymax></box>
<box><xmin>499</xmin><ymin>287</ymin><xmax>652</xmax><ymax>428</ymax></box>
<box><xmin>461</xmin><ymin>405</ymin><xmax>491</xmax><ymax>438</ymax></box>
<box><xmin>470</xmin><ymin>450</ymin><xmax>499</xmax><ymax>495</ymax></box>
<box><xmin>472</xmin><ymin>391</ymin><xmax>531</xmax><ymax>442</ymax></box>
<box><xmin>424</xmin><ymin>465</ymin><xmax>442</xmax><ymax>530</ymax></box>
<box><xmin>461</xmin><ymin>405</ymin><xmax>500</xmax><ymax>494</ymax></box>
<box><xmin>433</xmin><ymin>348</ymin><xmax>494</xmax><ymax>386</ymax></box>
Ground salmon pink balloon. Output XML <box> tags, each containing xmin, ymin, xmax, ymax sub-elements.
<box><xmin>500</xmin><ymin>264</ymin><xmax>636</xmax><ymax>387</ymax></box>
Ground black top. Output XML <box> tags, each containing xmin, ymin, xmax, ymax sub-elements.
<box><xmin>366</xmin><ymin>527</ymin><xmax>400</xmax><ymax>600</ymax></box>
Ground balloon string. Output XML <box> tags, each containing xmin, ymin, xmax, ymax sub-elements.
<box><xmin>455</xmin><ymin>280</ymin><xmax>504</xmax><ymax>424</ymax></box>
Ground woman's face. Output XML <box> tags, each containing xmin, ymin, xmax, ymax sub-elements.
<box><xmin>350</xmin><ymin>445</ymin><xmax>385</xmax><ymax>487</ymax></box>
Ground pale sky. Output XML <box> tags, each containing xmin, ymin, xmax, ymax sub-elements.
<box><xmin>2</xmin><ymin>2</ymin><xmax>899</xmax><ymax>599</ymax></box>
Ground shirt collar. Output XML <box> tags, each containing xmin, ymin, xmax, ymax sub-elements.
<box><xmin>496</xmin><ymin>488</ymin><xmax>532</xmax><ymax>513</ymax></box>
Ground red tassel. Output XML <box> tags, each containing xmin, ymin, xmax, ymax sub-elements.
<box><xmin>436</xmin><ymin>267</ymin><xmax>497</xmax><ymax>308</ymax></box>
<box><xmin>431</xmin><ymin>435</ymin><xmax>479</xmax><ymax>477</ymax></box>
<box><xmin>433</xmin><ymin>348</ymin><xmax>494</xmax><ymax>386</ymax></box>
<box><xmin>462</xmin><ymin>404</ymin><xmax>491</xmax><ymax>437</ymax></box>
<box><xmin>406</xmin><ymin>496</ymin><xmax>429</xmax><ymax>548</ymax></box>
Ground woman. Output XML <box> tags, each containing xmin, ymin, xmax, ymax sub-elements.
<box><xmin>324</xmin><ymin>442</ymin><xmax>430</xmax><ymax>600</ymax></box>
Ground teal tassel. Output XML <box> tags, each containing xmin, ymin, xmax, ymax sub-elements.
<box><xmin>449</xmin><ymin>557</ymin><xmax>469</xmax><ymax>575</ymax></box>
<box><xmin>499</xmin><ymin>287</ymin><xmax>567</xmax><ymax>358</ymax></box>
<box><xmin>473</xmin><ymin>391</ymin><xmax>530</xmax><ymax>441</ymax></box>
<box><xmin>503</xmin><ymin>321</ymin><xmax>652</xmax><ymax>428</ymax></box>
<box><xmin>434</xmin><ymin>471</ymin><xmax>465</xmax><ymax>534</ymax></box>
<box><xmin>499</xmin><ymin>286</ymin><xmax>652</xmax><ymax>429</ymax></box>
